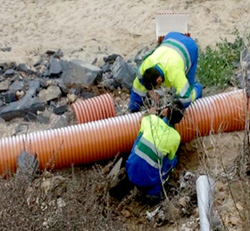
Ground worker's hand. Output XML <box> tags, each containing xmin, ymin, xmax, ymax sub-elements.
<box><xmin>173</xmin><ymin>98</ymin><xmax>185</xmax><ymax>113</ymax></box>
<box><xmin>169</xmin><ymin>99</ymin><xmax>185</xmax><ymax>124</ymax></box>
<box><xmin>148</xmin><ymin>106</ymin><xmax>157</xmax><ymax>114</ymax></box>
<box><xmin>148</xmin><ymin>90</ymin><xmax>160</xmax><ymax>104</ymax></box>
<box><xmin>160</xmin><ymin>107</ymin><xmax>169</xmax><ymax>117</ymax></box>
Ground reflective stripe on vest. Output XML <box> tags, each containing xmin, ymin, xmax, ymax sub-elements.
<box><xmin>179</xmin><ymin>95</ymin><xmax>192</xmax><ymax>105</ymax></box>
<box><xmin>179</xmin><ymin>81</ymin><xmax>194</xmax><ymax>98</ymax></box>
<box><xmin>132</xmin><ymin>77</ymin><xmax>147</xmax><ymax>97</ymax></box>
<box><xmin>137</xmin><ymin>70</ymin><xmax>143</xmax><ymax>80</ymax></box>
<box><xmin>161</xmin><ymin>39</ymin><xmax>192</xmax><ymax>73</ymax></box>
<box><xmin>132</xmin><ymin>87</ymin><xmax>146</xmax><ymax>97</ymax></box>
<box><xmin>135</xmin><ymin>146</ymin><xmax>161</xmax><ymax>169</ymax></box>
<box><xmin>134</xmin><ymin>136</ymin><xmax>165</xmax><ymax>169</ymax></box>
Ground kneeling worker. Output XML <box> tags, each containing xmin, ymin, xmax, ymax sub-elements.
<box><xmin>126</xmin><ymin>104</ymin><xmax>183</xmax><ymax>200</ymax></box>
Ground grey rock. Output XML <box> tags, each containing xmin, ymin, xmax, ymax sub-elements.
<box><xmin>53</xmin><ymin>104</ymin><xmax>68</xmax><ymax>115</ymax></box>
<box><xmin>61</xmin><ymin>59</ymin><xmax>101</xmax><ymax>86</ymax></box>
<box><xmin>0</xmin><ymin>80</ymin><xmax>44</xmax><ymax>121</ymax></box>
<box><xmin>9</xmin><ymin>80</ymin><xmax>24</xmax><ymax>92</ymax></box>
<box><xmin>3</xmin><ymin>69</ymin><xmax>15</xmax><ymax>77</ymax></box>
<box><xmin>80</xmin><ymin>91</ymin><xmax>96</xmax><ymax>99</ymax></box>
<box><xmin>0</xmin><ymin>46</ymin><xmax>11</xmax><ymax>52</ymax></box>
<box><xmin>17</xmin><ymin>63</ymin><xmax>28</xmax><ymax>72</ymax></box>
<box><xmin>50</xmin><ymin>114</ymin><xmax>69</xmax><ymax>129</ymax></box>
<box><xmin>4</xmin><ymin>91</ymin><xmax>16</xmax><ymax>103</ymax></box>
<box><xmin>58</xmin><ymin>85</ymin><xmax>69</xmax><ymax>95</ymax></box>
<box><xmin>17</xmin><ymin>63</ymin><xmax>34</xmax><ymax>74</ymax></box>
<box><xmin>101</xmin><ymin>62</ymin><xmax>112</xmax><ymax>72</ymax></box>
<box><xmin>10</xmin><ymin>74</ymin><xmax>21</xmax><ymax>82</ymax></box>
<box><xmin>69</xmin><ymin>85</ymin><xmax>82</xmax><ymax>95</ymax></box>
<box><xmin>134</xmin><ymin>46</ymin><xmax>150</xmax><ymax>66</ymax></box>
<box><xmin>37</xmin><ymin>109</ymin><xmax>51</xmax><ymax>124</ymax></box>
<box><xmin>54</xmin><ymin>49</ymin><xmax>64</xmax><ymax>58</ymax></box>
<box><xmin>212</xmin><ymin>213</ymin><xmax>222</xmax><ymax>229</ymax></box>
<box><xmin>16</xmin><ymin>150</ymin><xmax>39</xmax><ymax>182</ymax></box>
<box><xmin>100</xmin><ymin>78</ymin><xmax>116</xmax><ymax>91</ymax></box>
<box><xmin>111</xmin><ymin>56</ymin><xmax>136</xmax><ymax>90</ymax></box>
<box><xmin>14</xmin><ymin>124</ymin><xmax>28</xmax><ymax>135</ymax></box>
<box><xmin>49</xmin><ymin>56</ymin><xmax>62</xmax><ymax>76</ymax></box>
<box><xmin>53</xmin><ymin>78</ymin><xmax>69</xmax><ymax>95</ymax></box>
<box><xmin>25</xmin><ymin>80</ymin><xmax>40</xmax><ymax>98</ymax></box>
<box><xmin>37</xmin><ymin>114</ymin><xmax>50</xmax><ymax>124</ymax></box>
<box><xmin>102</xmin><ymin>71</ymin><xmax>113</xmax><ymax>81</ymax></box>
<box><xmin>45</xmin><ymin>50</ymin><xmax>56</xmax><ymax>56</ymax></box>
<box><xmin>49</xmin><ymin>100</ymin><xmax>57</xmax><ymax>109</ymax></box>
<box><xmin>103</xmin><ymin>54</ymin><xmax>120</xmax><ymax>64</ymax></box>
<box><xmin>0</xmin><ymin>79</ymin><xmax>10</xmax><ymax>91</ymax></box>
<box><xmin>33</xmin><ymin>58</ymin><xmax>43</xmax><ymax>68</ymax></box>
<box><xmin>38</xmin><ymin>85</ymin><xmax>62</xmax><ymax>103</ymax></box>
<box><xmin>59</xmin><ymin>59</ymin><xmax>68</xmax><ymax>70</ymax></box>
<box><xmin>0</xmin><ymin>97</ymin><xmax>45</xmax><ymax>121</ymax></box>
<box><xmin>108</xmin><ymin>157</ymin><xmax>123</xmax><ymax>181</ymax></box>
<box><xmin>0</xmin><ymin>61</ymin><xmax>16</xmax><ymax>72</ymax></box>
<box><xmin>38</xmin><ymin>78</ymin><xmax>49</xmax><ymax>88</ymax></box>
<box><xmin>24</xmin><ymin>111</ymin><xmax>37</xmax><ymax>122</ymax></box>
<box><xmin>41</xmin><ymin>68</ymin><xmax>50</xmax><ymax>78</ymax></box>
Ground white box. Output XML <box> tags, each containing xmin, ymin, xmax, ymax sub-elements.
<box><xmin>156</xmin><ymin>12</ymin><xmax>189</xmax><ymax>42</ymax></box>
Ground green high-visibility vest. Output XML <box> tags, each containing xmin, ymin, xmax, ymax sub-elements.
<box><xmin>135</xmin><ymin>115</ymin><xmax>180</xmax><ymax>169</ymax></box>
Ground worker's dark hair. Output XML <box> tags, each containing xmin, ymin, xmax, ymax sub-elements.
<box><xmin>166</xmin><ymin>100</ymin><xmax>185</xmax><ymax>125</ymax></box>
<box><xmin>142</xmin><ymin>67</ymin><xmax>159</xmax><ymax>90</ymax></box>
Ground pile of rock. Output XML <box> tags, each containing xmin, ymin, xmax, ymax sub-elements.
<box><xmin>0</xmin><ymin>47</ymin><xmax>150</xmax><ymax>125</ymax></box>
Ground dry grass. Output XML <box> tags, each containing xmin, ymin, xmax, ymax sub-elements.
<box><xmin>0</xmin><ymin>164</ymin><xmax>130</xmax><ymax>231</ymax></box>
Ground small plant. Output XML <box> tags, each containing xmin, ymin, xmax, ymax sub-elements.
<box><xmin>197</xmin><ymin>29</ymin><xmax>249</xmax><ymax>89</ymax></box>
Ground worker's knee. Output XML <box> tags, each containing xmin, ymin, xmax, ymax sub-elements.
<box><xmin>129</xmin><ymin>90</ymin><xmax>143</xmax><ymax>112</ymax></box>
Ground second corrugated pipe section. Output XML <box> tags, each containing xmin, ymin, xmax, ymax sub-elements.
<box><xmin>71</xmin><ymin>93</ymin><xmax>115</xmax><ymax>123</ymax></box>
<box><xmin>0</xmin><ymin>89</ymin><xmax>248</xmax><ymax>174</ymax></box>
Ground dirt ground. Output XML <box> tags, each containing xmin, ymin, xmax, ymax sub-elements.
<box><xmin>0</xmin><ymin>86</ymin><xmax>249</xmax><ymax>231</ymax></box>
<box><xmin>0</xmin><ymin>0</ymin><xmax>250</xmax><ymax>230</ymax></box>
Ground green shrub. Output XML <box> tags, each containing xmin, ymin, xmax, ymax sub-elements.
<box><xmin>196</xmin><ymin>30</ymin><xmax>248</xmax><ymax>89</ymax></box>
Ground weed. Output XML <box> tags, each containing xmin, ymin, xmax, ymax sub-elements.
<box><xmin>197</xmin><ymin>29</ymin><xmax>249</xmax><ymax>89</ymax></box>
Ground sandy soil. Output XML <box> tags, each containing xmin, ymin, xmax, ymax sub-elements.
<box><xmin>0</xmin><ymin>0</ymin><xmax>249</xmax><ymax>66</ymax></box>
<box><xmin>0</xmin><ymin>0</ymin><xmax>250</xmax><ymax>230</ymax></box>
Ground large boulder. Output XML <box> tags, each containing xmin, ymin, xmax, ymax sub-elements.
<box><xmin>60</xmin><ymin>59</ymin><xmax>101</xmax><ymax>87</ymax></box>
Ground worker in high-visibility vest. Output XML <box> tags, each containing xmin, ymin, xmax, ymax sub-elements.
<box><xmin>129</xmin><ymin>31</ymin><xmax>202</xmax><ymax>113</ymax></box>
<box><xmin>126</xmin><ymin>103</ymin><xmax>183</xmax><ymax>199</ymax></box>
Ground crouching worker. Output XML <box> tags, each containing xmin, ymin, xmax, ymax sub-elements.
<box><xmin>126</xmin><ymin>104</ymin><xmax>182</xmax><ymax>200</ymax></box>
<box><xmin>129</xmin><ymin>31</ymin><xmax>202</xmax><ymax>113</ymax></box>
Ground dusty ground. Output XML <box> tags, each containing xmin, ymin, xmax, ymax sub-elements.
<box><xmin>0</xmin><ymin>0</ymin><xmax>250</xmax><ymax>64</ymax></box>
<box><xmin>0</xmin><ymin>0</ymin><xmax>250</xmax><ymax>230</ymax></box>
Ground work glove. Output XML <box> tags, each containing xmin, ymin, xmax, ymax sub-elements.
<box><xmin>167</xmin><ymin>99</ymin><xmax>185</xmax><ymax>125</ymax></box>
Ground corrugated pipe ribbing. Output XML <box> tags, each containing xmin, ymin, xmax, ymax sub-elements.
<box><xmin>0</xmin><ymin>112</ymin><xmax>142</xmax><ymax>175</ymax></box>
<box><xmin>0</xmin><ymin>89</ymin><xmax>248</xmax><ymax>174</ymax></box>
<box><xmin>176</xmin><ymin>89</ymin><xmax>247</xmax><ymax>142</ymax></box>
<box><xmin>71</xmin><ymin>93</ymin><xmax>115</xmax><ymax>123</ymax></box>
